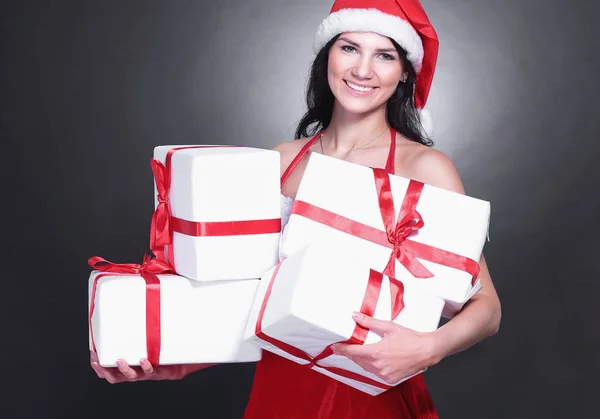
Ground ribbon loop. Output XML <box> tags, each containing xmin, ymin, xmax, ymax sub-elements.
<box><xmin>394</xmin><ymin>209</ymin><xmax>424</xmax><ymax>242</ymax></box>
<box><xmin>88</xmin><ymin>256</ymin><xmax>142</xmax><ymax>274</ymax></box>
<box><xmin>150</xmin><ymin>159</ymin><xmax>169</xmax><ymax>200</ymax></box>
<box><xmin>388</xmin><ymin>276</ymin><xmax>406</xmax><ymax>320</ymax></box>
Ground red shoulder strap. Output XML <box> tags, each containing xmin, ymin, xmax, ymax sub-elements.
<box><xmin>280</xmin><ymin>132</ymin><xmax>322</xmax><ymax>187</ymax></box>
<box><xmin>385</xmin><ymin>129</ymin><xmax>397</xmax><ymax>175</ymax></box>
<box><xmin>281</xmin><ymin>128</ymin><xmax>396</xmax><ymax>186</ymax></box>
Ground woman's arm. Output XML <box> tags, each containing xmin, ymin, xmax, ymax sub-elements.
<box><xmin>332</xmin><ymin>148</ymin><xmax>501</xmax><ymax>383</ymax></box>
<box><xmin>429</xmin><ymin>254</ymin><xmax>500</xmax><ymax>364</ymax></box>
<box><xmin>406</xmin><ymin>149</ymin><xmax>502</xmax><ymax>363</ymax></box>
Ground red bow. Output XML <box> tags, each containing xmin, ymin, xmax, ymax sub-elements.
<box><xmin>149</xmin><ymin>146</ymin><xmax>222</xmax><ymax>264</ymax></box>
<box><xmin>88</xmin><ymin>254</ymin><xmax>173</xmax><ymax>276</ymax></box>
<box><xmin>149</xmin><ymin>159</ymin><xmax>173</xmax><ymax>262</ymax></box>
<box><xmin>373</xmin><ymin>168</ymin><xmax>434</xmax><ymax>280</ymax></box>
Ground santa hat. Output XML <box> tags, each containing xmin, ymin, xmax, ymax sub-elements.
<box><xmin>313</xmin><ymin>0</ymin><xmax>439</xmax><ymax>137</ymax></box>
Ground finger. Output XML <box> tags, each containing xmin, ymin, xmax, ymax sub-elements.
<box><xmin>90</xmin><ymin>359</ymin><xmax>106</xmax><ymax>379</ymax></box>
<box><xmin>352</xmin><ymin>312</ymin><xmax>394</xmax><ymax>336</ymax></box>
<box><xmin>331</xmin><ymin>342</ymin><xmax>373</xmax><ymax>359</ymax></box>
<box><xmin>103</xmin><ymin>369</ymin><xmax>121</xmax><ymax>384</ymax></box>
<box><xmin>139</xmin><ymin>359</ymin><xmax>154</xmax><ymax>375</ymax></box>
<box><xmin>331</xmin><ymin>344</ymin><xmax>379</xmax><ymax>374</ymax></box>
<box><xmin>92</xmin><ymin>363</ymin><xmax>122</xmax><ymax>384</ymax></box>
<box><xmin>116</xmin><ymin>359</ymin><xmax>138</xmax><ymax>380</ymax></box>
<box><xmin>90</xmin><ymin>351</ymin><xmax>99</xmax><ymax>363</ymax></box>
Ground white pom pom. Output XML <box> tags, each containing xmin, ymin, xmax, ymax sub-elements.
<box><xmin>418</xmin><ymin>108</ymin><xmax>433</xmax><ymax>138</ymax></box>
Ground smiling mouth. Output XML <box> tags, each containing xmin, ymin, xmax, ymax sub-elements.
<box><xmin>344</xmin><ymin>80</ymin><xmax>377</xmax><ymax>92</ymax></box>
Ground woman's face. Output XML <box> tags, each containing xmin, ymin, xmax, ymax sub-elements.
<box><xmin>327</xmin><ymin>32</ymin><xmax>405</xmax><ymax>115</ymax></box>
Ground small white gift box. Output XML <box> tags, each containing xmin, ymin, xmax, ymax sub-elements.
<box><xmin>152</xmin><ymin>145</ymin><xmax>281</xmax><ymax>281</ymax></box>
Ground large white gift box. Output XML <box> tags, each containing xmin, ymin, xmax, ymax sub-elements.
<box><xmin>244</xmin><ymin>242</ymin><xmax>445</xmax><ymax>395</ymax></box>
<box><xmin>280</xmin><ymin>153</ymin><xmax>490</xmax><ymax>318</ymax></box>
<box><xmin>152</xmin><ymin>145</ymin><xmax>281</xmax><ymax>281</ymax></box>
<box><xmin>89</xmin><ymin>268</ymin><xmax>262</xmax><ymax>367</ymax></box>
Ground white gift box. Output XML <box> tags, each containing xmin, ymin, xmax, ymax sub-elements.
<box><xmin>280</xmin><ymin>153</ymin><xmax>490</xmax><ymax>318</ymax></box>
<box><xmin>153</xmin><ymin>146</ymin><xmax>281</xmax><ymax>281</ymax></box>
<box><xmin>89</xmin><ymin>271</ymin><xmax>262</xmax><ymax>367</ymax></box>
<box><xmin>245</xmin><ymin>242</ymin><xmax>445</xmax><ymax>395</ymax></box>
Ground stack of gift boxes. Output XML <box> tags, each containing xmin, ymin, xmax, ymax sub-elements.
<box><xmin>88</xmin><ymin>145</ymin><xmax>490</xmax><ymax>395</ymax></box>
<box><xmin>88</xmin><ymin>146</ymin><xmax>281</xmax><ymax>367</ymax></box>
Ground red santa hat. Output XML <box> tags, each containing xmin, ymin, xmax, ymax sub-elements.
<box><xmin>313</xmin><ymin>0</ymin><xmax>439</xmax><ymax>136</ymax></box>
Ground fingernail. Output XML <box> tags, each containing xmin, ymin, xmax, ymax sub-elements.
<box><xmin>140</xmin><ymin>359</ymin><xmax>147</xmax><ymax>366</ymax></box>
<box><xmin>352</xmin><ymin>312</ymin><xmax>363</xmax><ymax>320</ymax></box>
<box><xmin>331</xmin><ymin>345</ymin><xmax>338</xmax><ymax>354</ymax></box>
<box><xmin>116</xmin><ymin>360</ymin><xmax>124</xmax><ymax>368</ymax></box>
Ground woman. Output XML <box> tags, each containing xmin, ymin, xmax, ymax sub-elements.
<box><xmin>91</xmin><ymin>1</ymin><xmax>501</xmax><ymax>417</ymax></box>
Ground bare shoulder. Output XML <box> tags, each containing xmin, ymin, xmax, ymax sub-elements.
<box><xmin>271</xmin><ymin>137</ymin><xmax>314</xmax><ymax>176</ymax></box>
<box><xmin>397</xmin><ymin>142</ymin><xmax>466</xmax><ymax>195</ymax></box>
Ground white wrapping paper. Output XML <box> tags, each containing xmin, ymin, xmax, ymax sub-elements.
<box><xmin>89</xmin><ymin>272</ymin><xmax>262</xmax><ymax>367</ymax></box>
<box><xmin>245</xmin><ymin>242</ymin><xmax>445</xmax><ymax>395</ymax></box>
<box><xmin>280</xmin><ymin>153</ymin><xmax>490</xmax><ymax>317</ymax></box>
<box><xmin>153</xmin><ymin>145</ymin><xmax>281</xmax><ymax>281</ymax></box>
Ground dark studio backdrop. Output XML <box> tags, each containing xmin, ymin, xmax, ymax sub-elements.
<box><xmin>1</xmin><ymin>0</ymin><xmax>598</xmax><ymax>418</ymax></box>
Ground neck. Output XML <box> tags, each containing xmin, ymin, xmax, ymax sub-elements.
<box><xmin>325</xmin><ymin>102</ymin><xmax>389</xmax><ymax>153</ymax></box>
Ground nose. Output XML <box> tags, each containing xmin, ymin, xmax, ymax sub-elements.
<box><xmin>351</xmin><ymin>55</ymin><xmax>374</xmax><ymax>80</ymax></box>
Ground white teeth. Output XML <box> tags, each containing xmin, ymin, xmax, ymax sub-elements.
<box><xmin>346</xmin><ymin>80</ymin><xmax>374</xmax><ymax>92</ymax></box>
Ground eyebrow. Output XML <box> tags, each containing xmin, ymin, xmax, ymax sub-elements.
<box><xmin>338</xmin><ymin>37</ymin><xmax>398</xmax><ymax>53</ymax></box>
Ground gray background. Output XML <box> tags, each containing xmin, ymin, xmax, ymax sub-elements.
<box><xmin>1</xmin><ymin>0</ymin><xmax>599</xmax><ymax>418</ymax></box>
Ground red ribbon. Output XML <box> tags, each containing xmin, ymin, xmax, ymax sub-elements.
<box><xmin>150</xmin><ymin>146</ymin><xmax>282</xmax><ymax>266</ymax></box>
<box><xmin>255</xmin><ymin>263</ymin><xmax>405</xmax><ymax>390</ymax></box>
<box><xmin>290</xmin><ymin>168</ymin><xmax>480</xmax><ymax>285</ymax></box>
<box><xmin>88</xmin><ymin>254</ymin><xmax>174</xmax><ymax>366</ymax></box>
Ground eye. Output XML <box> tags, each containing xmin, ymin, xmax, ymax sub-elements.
<box><xmin>341</xmin><ymin>45</ymin><xmax>357</xmax><ymax>53</ymax></box>
<box><xmin>378</xmin><ymin>53</ymin><xmax>396</xmax><ymax>61</ymax></box>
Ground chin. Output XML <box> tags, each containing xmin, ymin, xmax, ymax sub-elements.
<box><xmin>333</xmin><ymin>86</ymin><xmax>389</xmax><ymax>115</ymax></box>
<box><xmin>337</xmin><ymin>98</ymin><xmax>385</xmax><ymax>115</ymax></box>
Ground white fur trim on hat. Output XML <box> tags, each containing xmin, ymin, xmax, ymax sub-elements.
<box><xmin>313</xmin><ymin>8</ymin><xmax>424</xmax><ymax>73</ymax></box>
<box><xmin>418</xmin><ymin>108</ymin><xmax>432</xmax><ymax>138</ymax></box>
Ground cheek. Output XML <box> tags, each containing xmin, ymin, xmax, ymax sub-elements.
<box><xmin>375</xmin><ymin>61</ymin><xmax>403</xmax><ymax>88</ymax></box>
<box><xmin>327</xmin><ymin>61</ymin><xmax>336</xmax><ymax>84</ymax></box>
<box><xmin>327</xmin><ymin>54</ymin><xmax>348</xmax><ymax>93</ymax></box>
<box><xmin>380</xmin><ymin>69</ymin><xmax>402</xmax><ymax>89</ymax></box>
<box><xmin>327</xmin><ymin>67</ymin><xmax>337</xmax><ymax>95</ymax></box>
<box><xmin>375</xmin><ymin>72</ymin><xmax>402</xmax><ymax>102</ymax></box>
<box><xmin>328</xmin><ymin>52</ymin><xmax>345</xmax><ymax>79</ymax></box>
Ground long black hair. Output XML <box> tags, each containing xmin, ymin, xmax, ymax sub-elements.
<box><xmin>294</xmin><ymin>34</ymin><xmax>433</xmax><ymax>147</ymax></box>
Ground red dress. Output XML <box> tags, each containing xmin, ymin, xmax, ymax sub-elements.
<box><xmin>243</xmin><ymin>130</ymin><xmax>438</xmax><ymax>419</ymax></box>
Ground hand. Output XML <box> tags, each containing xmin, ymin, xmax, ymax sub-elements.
<box><xmin>90</xmin><ymin>351</ymin><xmax>187</xmax><ymax>384</ymax></box>
<box><xmin>331</xmin><ymin>312</ymin><xmax>440</xmax><ymax>385</ymax></box>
